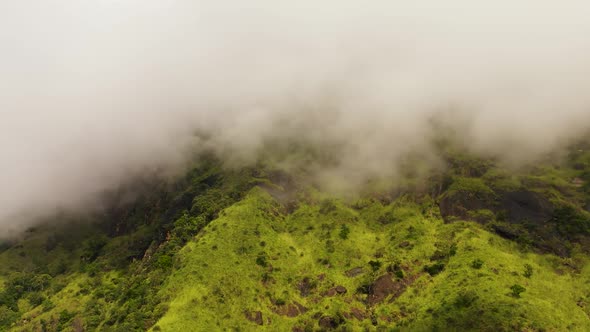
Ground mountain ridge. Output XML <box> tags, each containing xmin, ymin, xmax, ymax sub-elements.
<box><xmin>1</xmin><ymin>144</ymin><xmax>590</xmax><ymax>331</ymax></box>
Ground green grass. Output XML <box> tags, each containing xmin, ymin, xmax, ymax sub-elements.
<box><xmin>153</xmin><ymin>187</ymin><xmax>590</xmax><ymax>331</ymax></box>
<box><xmin>14</xmin><ymin>273</ymin><xmax>93</xmax><ymax>331</ymax></box>
<box><xmin>448</xmin><ymin>177</ymin><xmax>495</xmax><ymax>197</ymax></box>
<box><xmin>399</xmin><ymin>226</ymin><xmax>590</xmax><ymax>331</ymax></box>
<box><xmin>2</xmin><ymin>148</ymin><xmax>590</xmax><ymax>331</ymax></box>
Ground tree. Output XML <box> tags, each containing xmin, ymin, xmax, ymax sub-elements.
<box><xmin>339</xmin><ymin>224</ymin><xmax>350</xmax><ymax>240</ymax></box>
<box><xmin>510</xmin><ymin>284</ymin><xmax>526</xmax><ymax>298</ymax></box>
<box><xmin>0</xmin><ymin>305</ymin><xmax>19</xmax><ymax>328</ymax></box>
<box><xmin>81</xmin><ymin>235</ymin><xmax>108</xmax><ymax>262</ymax></box>
<box><xmin>471</xmin><ymin>259</ymin><xmax>484</xmax><ymax>269</ymax></box>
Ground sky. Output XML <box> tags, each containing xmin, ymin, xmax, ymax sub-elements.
<box><xmin>1</xmin><ymin>1</ymin><xmax>590</xmax><ymax>232</ymax></box>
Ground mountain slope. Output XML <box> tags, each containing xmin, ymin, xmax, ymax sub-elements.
<box><xmin>154</xmin><ymin>188</ymin><xmax>590</xmax><ymax>331</ymax></box>
<box><xmin>1</xmin><ymin>146</ymin><xmax>590</xmax><ymax>331</ymax></box>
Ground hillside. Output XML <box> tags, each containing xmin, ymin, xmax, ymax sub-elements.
<box><xmin>1</xmin><ymin>145</ymin><xmax>590</xmax><ymax>331</ymax></box>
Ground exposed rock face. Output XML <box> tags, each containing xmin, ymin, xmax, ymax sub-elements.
<box><xmin>324</xmin><ymin>288</ymin><xmax>337</xmax><ymax>297</ymax></box>
<box><xmin>439</xmin><ymin>191</ymin><xmax>490</xmax><ymax>222</ymax></box>
<box><xmin>293</xmin><ymin>302</ymin><xmax>308</xmax><ymax>314</ymax></box>
<box><xmin>499</xmin><ymin>191</ymin><xmax>554</xmax><ymax>224</ymax></box>
<box><xmin>345</xmin><ymin>267</ymin><xmax>364</xmax><ymax>277</ymax></box>
<box><xmin>398</xmin><ymin>241</ymin><xmax>411</xmax><ymax>248</ymax></box>
<box><xmin>261</xmin><ymin>170</ymin><xmax>299</xmax><ymax>213</ymax></box>
<box><xmin>348</xmin><ymin>307</ymin><xmax>366</xmax><ymax>320</ymax></box>
<box><xmin>439</xmin><ymin>189</ymin><xmax>554</xmax><ymax>226</ymax></box>
<box><xmin>323</xmin><ymin>285</ymin><xmax>347</xmax><ymax>297</ymax></box>
<box><xmin>367</xmin><ymin>274</ymin><xmax>399</xmax><ymax>306</ymax></box>
<box><xmin>273</xmin><ymin>302</ymin><xmax>307</xmax><ymax>317</ymax></box>
<box><xmin>363</xmin><ymin>272</ymin><xmax>420</xmax><ymax>306</ymax></box>
<box><xmin>335</xmin><ymin>285</ymin><xmax>347</xmax><ymax>294</ymax></box>
<box><xmin>438</xmin><ymin>188</ymin><xmax>575</xmax><ymax>254</ymax></box>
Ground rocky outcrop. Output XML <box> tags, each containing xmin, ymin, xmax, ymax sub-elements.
<box><xmin>437</xmin><ymin>184</ymin><xmax>590</xmax><ymax>255</ymax></box>
<box><xmin>273</xmin><ymin>302</ymin><xmax>307</xmax><ymax>317</ymax></box>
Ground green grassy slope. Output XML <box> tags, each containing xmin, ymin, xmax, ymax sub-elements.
<box><xmin>1</xmin><ymin>145</ymin><xmax>590</xmax><ymax>331</ymax></box>
<box><xmin>154</xmin><ymin>188</ymin><xmax>590</xmax><ymax>331</ymax></box>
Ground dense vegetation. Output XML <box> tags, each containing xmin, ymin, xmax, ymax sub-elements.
<box><xmin>1</xmin><ymin>143</ymin><xmax>590</xmax><ymax>331</ymax></box>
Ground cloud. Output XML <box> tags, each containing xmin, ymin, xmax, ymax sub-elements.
<box><xmin>1</xmin><ymin>1</ymin><xmax>590</xmax><ymax>231</ymax></box>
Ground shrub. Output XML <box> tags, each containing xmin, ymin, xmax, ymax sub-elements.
<box><xmin>454</xmin><ymin>290</ymin><xmax>479</xmax><ymax>308</ymax></box>
<box><xmin>523</xmin><ymin>264</ymin><xmax>533</xmax><ymax>278</ymax></box>
<box><xmin>510</xmin><ymin>284</ymin><xmax>526</xmax><ymax>298</ymax></box>
<box><xmin>449</xmin><ymin>243</ymin><xmax>458</xmax><ymax>256</ymax></box>
<box><xmin>387</xmin><ymin>263</ymin><xmax>405</xmax><ymax>279</ymax></box>
<box><xmin>42</xmin><ymin>299</ymin><xmax>55</xmax><ymax>312</ymax></box>
<box><xmin>319</xmin><ymin>200</ymin><xmax>337</xmax><ymax>214</ymax></box>
<box><xmin>368</xmin><ymin>260</ymin><xmax>382</xmax><ymax>272</ymax></box>
<box><xmin>356</xmin><ymin>283</ymin><xmax>372</xmax><ymax>295</ymax></box>
<box><xmin>27</xmin><ymin>292</ymin><xmax>45</xmax><ymax>307</ymax></box>
<box><xmin>552</xmin><ymin>206</ymin><xmax>590</xmax><ymax>235</ymax></box>
<box><xmin>0</xmin><ymin>305</ymin><xmax>19</xmax><ymax>328</ymax></box>
<box><xmin>191</xmin><ymin>188</ymin><xmax>231</xmax><ymax>220</ymax></box>
<box><xmin>173</xmin><ymin>213</ymin><xmax>208</xmax><ymax>242</ymax></box>
<box><xmin>424</xmin><ymin>262</ymin><xmax>445</xmax><ymax>276</ymax></box>
<box><xmin>339</xmin><ymin>224</ymin><xmax>350</xmax><ymax>240</ymax></box>
<box><xmin>255</xmin><ymin>254</ymin><xmax>267</xmax><ymax>267</ymax></box>
<box><xmin>50</xmin><ymin>258</ymin><xmax>69</xmax><ymax>276</ymax></box>
<box><xmin>378</xmin><ymin>211</ymin><xmax>398</xmax><ymax>225</ymax></box>
<box><xmin>80</xmin><ymin>235</ymin><xmax>108</xmax><ymax>263</ymax></box>
<box><xmin>325</xmin><ymin>240</ymin><xmax>335</xmax><ymax>253</ymax></box>
<box><xmin>471</xmin><ymin>259</ymin><xmax>484</xmax><ymax>269</ymax></box>
<box><xmin>155</xmin><ymin>255</ymin><xmax>173</xmax><ymax>270</ymax></box>
<box><xmin>57</xmin><ymin>310</ymin><xmax>75</xmax><ymax>330</ymax></box>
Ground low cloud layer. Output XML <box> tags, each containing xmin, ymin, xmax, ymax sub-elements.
<box><xmin>1</xmin><ymin>1</ymin><xmax>590</xmax><ymax>232</ymax></box>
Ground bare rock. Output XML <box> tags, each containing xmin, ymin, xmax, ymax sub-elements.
<box><xmin>345</xmin><ymin>267</ymin><xmax>364</xmax><ymax>277</ymax></box>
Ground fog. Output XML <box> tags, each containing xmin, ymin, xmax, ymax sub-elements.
<box><xmin>1</xmin><ymin>1</ymin><xmax>590</xmax><ymax>232</ymax></box>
